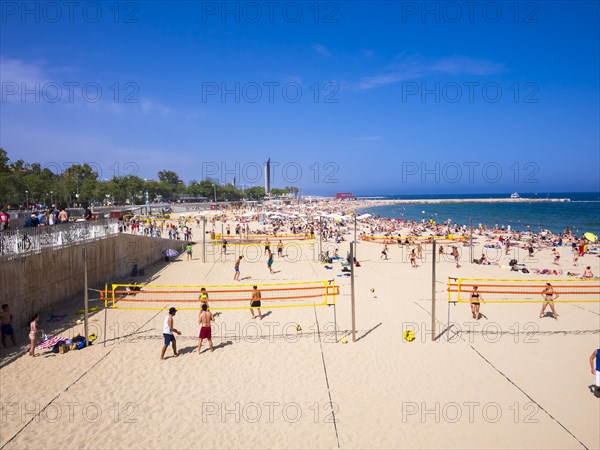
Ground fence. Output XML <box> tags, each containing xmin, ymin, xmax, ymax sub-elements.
<box><xmin>0</xmin><ymin>219</ymin><xmax>119</xmax><ymax>261</ymax></box>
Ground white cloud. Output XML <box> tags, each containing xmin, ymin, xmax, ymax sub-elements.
<box><xmin>351</xmin><ymin>54</ymin><xmax>506</xmax><ymax>91</ymax></box>
<box><xmin>0</xmin><ymin>57</ymin><xmax>173</xmax><ymax>117</ymax></box>
<box><xmin>312</xmin><ymin>43</ymin><xmax>331</xmax><ymax>57</ymax></box>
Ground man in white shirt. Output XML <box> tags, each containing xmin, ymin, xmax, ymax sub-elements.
<box><xmin>160</xmin><ymin>307</ymin><xmax>181</xmax><ymax>361</ymax></box>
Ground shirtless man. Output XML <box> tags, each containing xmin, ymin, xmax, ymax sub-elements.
<box><xmin>197</xmin><ymin>303</ymin><xmax>214</xmax><ymax>353</ymax></box>
<box><xmin>234</xmin><ymin>256</ymin><xmax>242</xmax><ymax>281</ymax></box>
<box><xmin>582</xmin><ymin>266</ymin><xmax>594</xmax><ymax>279</ymax></box>
<box><xmin>250</xmin><ymin>286</ymin><xmax>262</xmax><ymax>319</ymax></box>
<box><xmin>540</xmin><ymin>283</ymin><xmax>559</xmax><ymax>320</ymax></box>
<box><xmin>451</xmin><ymin>246</ymin><xmax>461</xmax><ymax>268</ymax></box>
<box><xmin>0</xmin><ymin>304</ymin><xmax>16</xmax><ymax>347</ymax></box>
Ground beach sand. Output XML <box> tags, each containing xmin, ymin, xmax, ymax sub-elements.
<box><xmin>1</xmin><ymin>217</ymin><xmax>599</xmax><ymax>449</ymax></box>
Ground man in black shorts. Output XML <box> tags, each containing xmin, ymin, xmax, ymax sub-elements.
<box><xmin>250</xmin><ymin>286</ymin><xmax>262</xmax><ymax>319</ymax></box>
<box><xmin>0</xmin><ymin>304</ymin><xmax>16</xmax><ymax>347</ymax></box>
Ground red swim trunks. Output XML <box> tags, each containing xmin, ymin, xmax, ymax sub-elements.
<box><xmin>199</xmin><ymin>326</ymin><xmax>211</xmax><ymax>339</ymax></box>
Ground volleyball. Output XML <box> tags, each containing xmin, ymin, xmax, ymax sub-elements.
<box><xmin>370</xmin><ymin>288</ymin><xmax>375</xmax><ymax>293</ymax></box>
<box><xmin>403</xmin><ymin>330</ymin><xmax>416</xmax><ymax>342</ymax></box>
<box><xmin>341</xmin><ymin>337</ymin><xmax>348</xmax><ymax>344</ymax></box>
<box><xmin>296</xmin><ymin>324</ymin><xmax>302</xmax><ymax>332</ymax></box>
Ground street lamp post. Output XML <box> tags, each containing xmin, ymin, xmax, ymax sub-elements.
<box><xmin>213</xmin><ymin>184</ymin><xmax>217</xmax><ymax>202</ymax></box>
<box><xmin>50</xmin><ymin>191</ymin><xmax>54</xmax><ymax>206</ymax></box>
<box><xmin>25</xmin><ymin>190</ymin><xmax>29</xmax><ymax>209</ymax></box>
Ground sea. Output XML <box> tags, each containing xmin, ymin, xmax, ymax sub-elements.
<box><xmin>356</xmin><ymin>192</ymin><xmax>600</xmax><ymax>236</ymax></box>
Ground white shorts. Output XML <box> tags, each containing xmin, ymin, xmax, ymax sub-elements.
<box><xmin>596</xmin><ymin>371</ymin><xmax>600</xmax><ymax>387</ymax></box>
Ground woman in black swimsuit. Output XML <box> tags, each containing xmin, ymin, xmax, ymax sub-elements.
<box><xmin>470</xmin><ymin>286</ymin><xmax>483</xmax><ymax>320</ymax></box>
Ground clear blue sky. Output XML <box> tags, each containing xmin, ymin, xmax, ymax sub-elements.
<box><xmin>1</xmin><ymin>1</ymin><xmax>599</xmax><ymax>195</ymax></box>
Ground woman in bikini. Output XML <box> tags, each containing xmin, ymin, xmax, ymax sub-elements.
<box><xmin>470</xmin><ymin>286</ymin><xmax>483</xmax><ymax>320</ymax></box>
<box><xmin>29</xmin><ymin>313</ymin><xmax>42</xmax><ymax>357</ymax></box>
<box><xmin>540</xmin><ymin>283</ymin><xmax>559</xmax><ymax>320</ymax></box>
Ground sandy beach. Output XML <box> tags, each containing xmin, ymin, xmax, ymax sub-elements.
<box><xmin>1</xmin><ymin>206</ymin><xmax>599</xmax><ymax>449</ymax></box>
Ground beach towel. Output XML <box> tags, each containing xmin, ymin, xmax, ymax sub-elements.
<box><xmin>36</xmin><ymin>336</ymin><xmax>68</xmax><ymax>349</ymax></box>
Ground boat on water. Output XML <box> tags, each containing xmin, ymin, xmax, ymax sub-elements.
<box><xmin>510</xmin><ymin>192</ymin><xmax>520</xmax><ymax>199</ymax></box>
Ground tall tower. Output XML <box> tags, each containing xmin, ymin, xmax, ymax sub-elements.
<box><xmin>264</xmin><ymin>158</ymin><xmax>271</xmax><ymax>194</ymax></box>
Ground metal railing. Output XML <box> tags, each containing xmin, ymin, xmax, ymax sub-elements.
<box><xmin>0</xmin><ymin>219</ymin><xmax>119</xmax><ymax>261</ymax></box>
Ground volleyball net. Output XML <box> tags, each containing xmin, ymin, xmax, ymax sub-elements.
<box><xmin>361</xmin><ymin>235</ymin><xmax>467</xmax><ymax>244</ymax></box>
<box><xmin>447</xmin><ymin>277</ymin><xmax>600</xmax><ymax>303</ymax></box>
<box><xmin>104</xmin><ymin>280</ymin><xmax>339</xmax><ymax>311</ymax></box>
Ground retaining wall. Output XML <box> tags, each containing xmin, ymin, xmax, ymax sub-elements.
<box><xmin>0</xmin><ymin>234</ymin><xmax>179</xmax><ymax>328</ymax></box>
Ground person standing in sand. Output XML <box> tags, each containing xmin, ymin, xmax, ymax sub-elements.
<box><xmin>590</xmin><ymin>348</ymin><xmax>600</xmax><ymax>397</ymax></box>
<box><xmin>234</xmin><ymin>256</ymin><xmax>243</xmax><ymax>280</ymax></box>
<box><xmin>410</xmin><ymin>249</ymin><xmax>417</xmax><ymax>268</ymax></box>
<box><xmin>264</xmin><ymin>238</ymin><xmax>271</xmax><ymax>255</ymax></box>
<box><xmin>451</xmin><ymin>246</ymin><xmax>461</xmax><ymax>268</ymax></box>
<box><xmin>267</xmin><ymin>250</ymin><xmax>274</xmax><ymax>273</ymax></box>
<box><xmin>277</xmin><ymin>240</ymin><xmax>284</xmax><ymax>257</ymax></box>
<box><xmin>160</xmin><ymin>307</ymin><xmax>181</xmax><ymax>360</ymax></box>
<box><xmin>250</xmin><ymin>286</ymin><xmax>262</xmax><ymax>319</ymax></box>
<box><xmin>199</xmin><ymin>287</ymin><xmax>209</xmax><ymax>309</ymax></box>
<box><xmin>540</xmin><ymin>283</ymin><xmax>559</xmax><ymax>320</ymax></box>
<box><xmin>1</xmin><ymin>304</ymin><xmax>16</xmax><ymax>348</ymax></box>
<box><xmin>28</xmin><ymin>313</ymin><xmax>42</xmax><ymax>357</ymax></box>
<box><xmin>552</xmin><ymin>248</ymin><xmax>560</xmax><ymax>265</ymax></box>
<box><xmin>470</xmin><ymin>286</ymin><xmax>483</xmax><ymax>320</ymax></box>
<box><xmin>381</xmin><ymin>244</ymin><xmax>389</xmax><ymax>260</ymax></box>
<box><xmin>416</xmin><ymin>243</ymin><xmax>423</xmax><ymax>260</ymax></box>
<box><xmin>197</xmin><ymin>303</ymin><xmax>214</xmax><ymax>354</ymax></box>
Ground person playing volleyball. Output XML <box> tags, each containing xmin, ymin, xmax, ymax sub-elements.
<box><xmin>199</xmin><ymin>287</ymin><xmax>209</xmax><ymax>309</ymax></box>
<box><xmin>267</xmin><ymin>250</ymin><xmax>274</xmax><ymax>274</ymax></box>
<box><xmin>234</xmin><ymin>256</ymin><xmax>242</xmax><ymax>281</ymax></box>
<box><xmin>470</xmin><ymin>286</ymin><xmax>483</xmax><ymax>320</ymax></box>
<box><xmin>160</xmin><ymin>307</ymin><xmax>181</xmax><ymax>360</ymax></box>
<box><xmin>540</xmin><ymin>283</ymin><xmax>559</xmax><ymax>320</ymax></box>
<box><xmin>250</xmin><ymin>286</ymin><xmax>262</xmax><ymax>319</ymax></box>
<box><xmin>197</xmin><ymin>303</ymin><xmax>214</xmax><ymax>354</ymax></box>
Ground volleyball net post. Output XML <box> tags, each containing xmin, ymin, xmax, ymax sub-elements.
<box><xmin>431</xmin><ymin>239</ymin><xmax>436</xmax><ymax>342</ymax></box>
<box><xmin>446</xmin><ymin>277</ymin><xmax>458</xmax><ymax>339</ymax></box>
<box><xmin>103</xmin><ymin>283</ymin><xmax>108</xmax><ymax>348</ymax></box>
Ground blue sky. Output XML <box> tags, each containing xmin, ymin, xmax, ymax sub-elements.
<box><xmin>1</xmin><ymin>1</ymin><xmax>599</xmax><ymax>195</ymax></box>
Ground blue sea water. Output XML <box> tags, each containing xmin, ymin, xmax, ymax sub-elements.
<box><xmin>357</xmin><ymin>192</ymin><xmax>600</xmax><ymax>236</ymax></box>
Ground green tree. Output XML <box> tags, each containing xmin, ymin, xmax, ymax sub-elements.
<box><xmin>245</xmin><ymin>186</ymin><xmax>266</xmax><ymax>200</ymax></box>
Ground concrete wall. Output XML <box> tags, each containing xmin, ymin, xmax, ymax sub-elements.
<box><xmin>0</xmin><ymin>234</ymin><xmax>180</xmax><ymax>328</ymax></box>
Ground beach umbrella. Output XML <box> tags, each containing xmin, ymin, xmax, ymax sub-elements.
<box><xmin>584</xmin><ymin>232</ymin><xmax>598</xmax><ymax>242</ymax></box>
